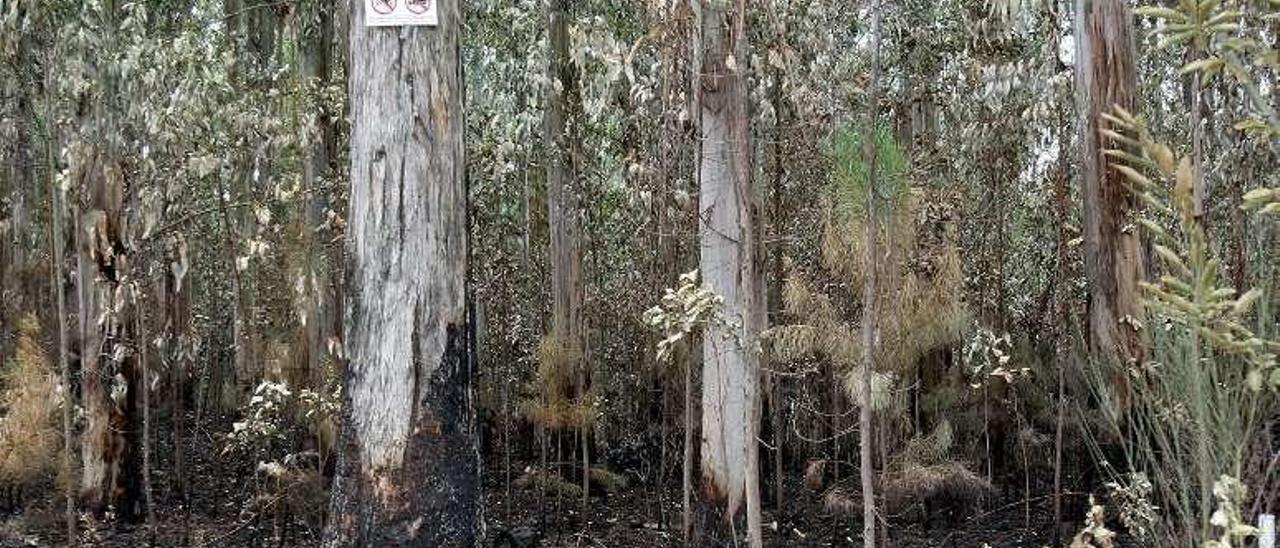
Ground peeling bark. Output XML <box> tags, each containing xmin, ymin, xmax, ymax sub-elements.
<box><xmin>74</xmin><ymin>151</ymin><xmax>141</xmax><ymax>519</ymax></box>
<box><xmin>1074</xmin><ymin>0</ymin><xmax>1144</xmax><ymax>372</ymax></box>
<box><xmin>323</xmin><ymin>1</ymin><xmax>479</xmax><ymax>545</ymax></box>
<box><xmin>694</xmin><ymin>0</ymin><xmax>760</xmax><ymax>542</ymax></box>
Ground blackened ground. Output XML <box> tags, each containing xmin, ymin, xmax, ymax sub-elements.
<box><xmin>1</xmin><ymin>415</ymin><xmax>1131</xmax><ymax>547</ymax></box>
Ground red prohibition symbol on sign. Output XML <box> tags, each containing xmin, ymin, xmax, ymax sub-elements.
<box><xmin>405</xmin><ymin>0</ymin><xmax>430</xmax><ymax>14</ymax></box>
<box><xmin>371</xmin><ymin>0</ymin><xmax>396</xmax><ymax>15</ymax></box>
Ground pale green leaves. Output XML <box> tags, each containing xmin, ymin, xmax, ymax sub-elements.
<box><xmin>963</xmin><ymin>327</ymin><xmax>1027</xmax><ymax>389</ymax></box>
<box><xmin>1136</xmin><ymin>0</ymin><xmax>1240</xmax><ymax>52</ymax></box>
<box><xmin>1241</xmin><ymin>187</ymin><xmax>1280</xmax><ymax>216</ymax></box>
<box><xmin>1204</xmin><ymin>476</ymin><xmax>1258</xmax><ymax>548</ymax></box>
<box><xmin>642</xmin><ymin>270</ymin><xmax>731</xmax><ymax>365</ymax></box>
<box><xmin>1103</xmin><ymin>109</ymin><xmax>1280</xmax><ymax>391</ymax></box>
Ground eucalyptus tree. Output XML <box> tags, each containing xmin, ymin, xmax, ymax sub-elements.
<box><xmin>544</xmin><ymin>0</ymin><xmax>590</xmax><ymax>511</ymax></box>
<box><xmin>1074</xmin><ymin>0</ymin><xmax>1145</xmax><ymax>376</ymax></box>
<box><xmin>323</xmin><ymin>0</ymin><xmax>479</xmax><ymax>545</ymax></box>
<box><xmin>693</xmin><ymin>0</ymin><xmax>762</xmax><ymax>544</ymax></box>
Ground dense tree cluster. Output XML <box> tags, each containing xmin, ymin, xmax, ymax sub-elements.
<box><xmin>0</xmin><ymin>0</ymin><xmax>1277</xmax><ymax>546</ymax></box>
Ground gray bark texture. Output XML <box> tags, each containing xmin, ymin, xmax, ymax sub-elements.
<box><xmin>543</xmin><ymin>0</ymin><xmax>590</xmax><ymax>510</ymax></box>
<box><xmin>1074</xmin><ymin>0</ymin><xmax>1145</xmax><ymax>373</ymax></box>
<box><xmin>695</xmin><ymin>0</ymin><xmax>760</xmax><ymax>542</ymax></box>
<box><xmin>322</xmin><ymin>1</ymin><xmax>479</xmax><ymax>545</ymax></box>
<box><xmin>859</xmin><ymin>2</ymin><xmax>886</xmax><ymax>546</ymax></box>
<box><xmin>300</xmin><ymin>0</ymin><xmax>339</xmax><ymax>384</ymax></box>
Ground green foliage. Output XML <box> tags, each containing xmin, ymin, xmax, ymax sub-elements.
<box><xmin>1138</xmin><ymin>0</ymin><xmax>1280</xmax><ymax>144</ymax></box>
<box><xmin>1204</xmin><ymin>475</ymin><xmax>1258</xmax><ymax>548</ymax></box>
<box><xmin>1104</xmin><ymin>108</ymin><xmax>1278</xmax><ymax>390</ymax></box>
<box><xmin>225</xmin><ymin>381</ymin><xmax>293</xmax><ymax>456</ymax></box>
<box><xmin>962</xmin><ymin>327</ymin><xmax>1028</xmax><ymax>388</ymax></box>
<box><xmin>1083</xmin><ymin>106</ymin><xmax>1279</xmax><ymax>546</ymax></box>
<box><xmin>1242</xmin><ymin>186</ymin><xmax>1280</xmax><ymax>217</ymax></box>
<box><xmin>831</xmin><ymin>124</ymin><xmax>907</xmax><ymax>224</ymax></box>
<box><xmin>642</xmin><ymin>269</ymin><xmax>731</xmax><ymax>365</ymax></box>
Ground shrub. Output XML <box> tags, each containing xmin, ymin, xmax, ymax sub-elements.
<box><xmin>0</xmin><ymin>315</ymin><xmax>61</xmax><ymax>490</ymax></box>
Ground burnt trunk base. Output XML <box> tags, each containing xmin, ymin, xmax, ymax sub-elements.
<box><xmin>324</xmin><ymin>325</ymin><xmax>479</xmax><ymax>547</ymax></box>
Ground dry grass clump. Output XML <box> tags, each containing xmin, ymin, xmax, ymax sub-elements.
<box><xmin>0</xmin><ymin>315</ymin><xmax>61</xmax><ymax>489</ymax></box>
<box><xmin>883</xmin><ymin>420</ymin><xmax>991</xmax><ymax>510</ymax></box>
<box><xmin>587</xmin><ymin>467</ymin><xmax>628</xmax><ymax>494</ymax></box>
<box><xmin>515</xmin><ymin>468</ymin><xmax>584</xmax><ymax>499</ymax></box>
<box><xmin>822</xmin><ymin>487</ymin><xmax>861</xmax><ymax>516</ymax></box>
<box><xmin>882</xmin><ymin>462</ymin><xmax>991</xmax><ymax>510</ymax></box>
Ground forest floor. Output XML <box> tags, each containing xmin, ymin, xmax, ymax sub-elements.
<box><xmin>0</xmin><ymin>413</ymin><xmax>1126</xmax><ymax>547</ymax></box>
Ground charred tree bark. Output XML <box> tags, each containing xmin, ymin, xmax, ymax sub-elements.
<box><xmin>1074</xmin><ymin>0</ymin><xmax>1145</xmax><ymax>374</ymax></box>
<box><xmin>322</xmin><ymin>1</ymin><xmax>479</xmax><ymax>546</ymax></box>
<box><xmin>48</xmin><ymin>128</ymin><xmax>76</xmax><ymax>545</ymax></box>
<box><xmin>693</xmin><ymin>0</ymin><xmax>761</xmax><ymax>545</ymax></box>
<box><xmin>75</xmin><ymin>151</ymin><xmax>141</xmax><ymax>520</ymax></box>
<box><xmin>162</xmin><ymin>236</ymin><xmax>191</xmax><ymax>506</ymax></box>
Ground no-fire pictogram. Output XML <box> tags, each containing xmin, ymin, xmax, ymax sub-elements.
<box><xmin>371</xmin><ymin>0</ymin><xmax>395</xmax><ymax>15</ymax></box>
<box><xmin>406</xmin><ymin>0</ymin><xmax>430</xmax><ymax>14</ymax></box>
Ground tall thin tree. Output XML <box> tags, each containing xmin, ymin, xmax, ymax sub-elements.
<box><xmin>544</xmin><ymin>0</ymin><xmax>589</xmax><ymax>513</ymax></box>
<box><xmin>859</xmin><ymin>1</ymin><xmax>886</xmax><ymax>546</ymax></box>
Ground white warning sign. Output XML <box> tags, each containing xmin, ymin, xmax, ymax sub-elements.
<box><xmin>365</xmin><ymin>0</ymin><xmax>437</xmax><ymax>27</ymax></box>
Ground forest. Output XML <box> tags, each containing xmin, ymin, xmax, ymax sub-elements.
<box><xmin>1</xmin><ymin>0</ymin><xmax>1279</xmax><ymax>546</ymax></box>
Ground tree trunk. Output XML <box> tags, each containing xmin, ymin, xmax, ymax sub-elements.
<box><xmin>300</xmin><ymin>0</ymin><xmax>338</xmax><ymax>387</ymax></box>
<box><xmin>1074</xmin><ymin>0</ymin><xmax>1144</xmax><ymax>374</ymax></box>
<box><xmin>544</xmin><ymin>0</ymin><xmax>589</xmax><ymax>514</ymax></box>
<box><xmin>694</xmin><ymin>0</ymin><xmax>760</xmax><ymax>544</ymax></box>
<box><xmin>322</xmin><ymin>1</ymin><xmax>479</xmax><ymax>545</ymax></box>
<box><xmin>75</xmin><ymin>151</ymin><xmax>141</xmax><ymax>520</ymax></box>
<box><xmin>49</xmin><ymin>135</ymin><xmax>76</xmax><ymax>545</ymax></box>
<box><xmin>859</xmin><ymin>2</ymin><xmax>886</xmax><ymax>546</ymax></box>
<box><xmin>768</xmin><ymin>56</ymin><xmax>786</xmax><ymax>514</ymax></box>
<box><xmin>163</xmin><ymin>236</ymin><xmax>191</xmax><ymax>506</ymax></box>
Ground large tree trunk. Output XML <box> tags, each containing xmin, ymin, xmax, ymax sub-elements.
<box><xmin>322</xmin><ymin>1</ymin><xmax>478</xmax><ymax>546</ymax></box>
<box><xmin>544</xmin><ymin>0</ymin><xmax>589</xmax><ymax>511</ymax></box>
<box><xmin>1075</xmin><ymin>0</ymin><xmax>1145</xmax><ymax>374</ymax></box>
<box><xmin>694</xmin><ymin>0</ymin><xmax>761</xmax><ymax>544</ymax></box>
<box><xmin>75</xmin><ymin>151</ymin><xmax>141</xmax><ymax>520</ymax></box>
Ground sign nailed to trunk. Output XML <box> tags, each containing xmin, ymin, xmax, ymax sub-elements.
<box><xmin>365</xmin><ymin>0</ymin><xmax>436</xmax><ymax>27</ymax></box>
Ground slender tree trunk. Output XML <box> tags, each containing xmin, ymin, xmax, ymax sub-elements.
<box><xmin>1049</xmin><ymin>4</ymin><xmax>1071</xmax><ymax>542</ymax></box>
<box><xmin>49</xmin><ymin>132</ymin><xmax>76</xmax><ymax>546</ymax></box>
<box><xmin>769</xmin><ymin>55</ymin><xmax>787</xmax><ymax>514</ymax></box>
<box><xmin>693</xmin><ymin>0</ymin><xmax>761</xmax><ymax>544</ymax></box>
<box><xmin>683</xmin><ymin>341</ymin><xmax>694</xmax><ymax>546</ymax></box>
<box><xmin>137</xmin><ymin>299</ymin><xmax>155</xmax><ymax>543</ymax></box>
<box><xmin>1074</xmin><ymin>0</ymin><xmax>1144</xmax><ymax>375</ymax></box>
<box><xmin>300</xmin><ymin>0</ymin><xmax>337</xmax><ymax>387</ymax></box>
<box><xmin>859</xmin><ymin>2</ymin><xmax>886</xmax><ymax>546</ymax></box>
<box><xmin>322</xmin><ymin>1</ymin><xmax>478</xmax><ymax>545</ymax></box>
<box><xmin>544</xmin><ymin>0</ymin><xmax>590</xmax><ymax>514</ymax></box>
<box><xmin>1189</xmin><ymin>39</ymin><xmax>1206</xmax><ymax>225</ymax></box>
<box><xmin>163</xmin><ymin>236</ymin><xmax>191</xmax><ymax>514</ymax></box>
